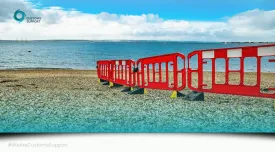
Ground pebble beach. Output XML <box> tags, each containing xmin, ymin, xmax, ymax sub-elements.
<box><xmin>0</xmin><ymin>69</ymin><xmax>274</xmax><ymax>132</ymax></box>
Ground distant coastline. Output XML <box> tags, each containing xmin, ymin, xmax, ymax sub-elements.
<box><xmin>222</xmin><ymin>42</ymin><xmax>275</xmax><ymax>44</ymax></box>
<box><xmin>0</xmin><ymin>40</ymin><xmax>274</xmax><ymax>44</ymax></box>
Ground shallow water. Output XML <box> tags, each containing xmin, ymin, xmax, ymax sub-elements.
<box><xmin>0</xmin><ymin>40</ymin><xmax>272</xmax><ymax>71</ymax></box>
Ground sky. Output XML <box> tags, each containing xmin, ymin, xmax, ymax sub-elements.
<box><xmin>0</xmin><ymin>0</ymin><xmax>275</xmax><ymax>41</ymax></box>
<box><xmin>33</xmin><ymin>0</ymin><xmax>275</xmax><ymax>20</ymax></box>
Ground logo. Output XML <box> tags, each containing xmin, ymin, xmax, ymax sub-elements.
<box><xmin>13</xmin><ymin>9</ymin><xmax>41</xmax><ymax>23</ymax></box>
<box><xmin>13</xmin><ymin>9</ymin><xmax>26</xmax><ymax>22</ymax></box>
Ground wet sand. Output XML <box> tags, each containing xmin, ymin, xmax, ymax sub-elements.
<box><xmin>0</xmin><ymin>69</ymin><xmax>274</xmax><ymax>132</ymax></box>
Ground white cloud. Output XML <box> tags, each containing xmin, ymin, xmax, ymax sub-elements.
<box><xmin>229</xmin><ymin>9</ymin><xmax>275</xmax><ymax>30</ymax></box>
<box><xmin>0</xmin><ymin>0</ymin><xmax>275</xmax><ymax>41</ymax></box>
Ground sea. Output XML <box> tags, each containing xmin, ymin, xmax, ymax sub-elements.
<box><xmin>0</xmin><ymin>40</ymin><xmax>274</xmax><ymax>71</ymax></box>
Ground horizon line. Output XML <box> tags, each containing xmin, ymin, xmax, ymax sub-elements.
<box><xmin>0</xmin><ymin>40</ymin><xmax>274</xmax><ymax>43</ymax></box>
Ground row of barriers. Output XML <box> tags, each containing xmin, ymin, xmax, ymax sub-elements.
<box><xmin>97</xmin><ymin>44</ymin><xmax>275</xmax><ymax>99</ymax></box>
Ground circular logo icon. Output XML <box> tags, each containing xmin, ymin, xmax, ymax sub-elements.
<box><xmin>13</xmin><ymin>9</ymin><xmax>26</xmax><ymax>22</ymax></box>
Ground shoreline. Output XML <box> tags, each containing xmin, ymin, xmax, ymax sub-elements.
<box><xmin>0</xmin><ymin>68</ymin><xmax>97</xmax><ymax>72</ymax></box>
<box><xmin>0</xmin><ymin>68</ymin><xmax>274</xmax><ymax>74</ymax></box>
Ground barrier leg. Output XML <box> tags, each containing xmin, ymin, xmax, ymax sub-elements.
<box><xmin>98</xmin><ymin>78</ymin><xmax>100</xmax><ymax>83</ymax></box>
<box><xmin>129</xmin><ymin>88</ymin><xmax>147</xmax><ymax>94</ymax></box>
<box><xmin>102</xmin><ymin>81</ymin><xmax>110</xmax><ymax>85</ymax></box>
<box><xmin>99</xmin><ymin>79</ymin><xmax>107</xmax><ymax>83</ymax></box>
<box><xmin>144</xmin><ymin>88</ymin><xmax>148</xmax><ymax>94</ymax></box>
<box><xmin>184</xmin><ymin>91</ymin><xmax>204</xmax><ymax>101</ymax></box>
<box><xmin>170</xmin><ymin>91</ymin><xmax>185</xmax><ymax>98</ymax></box>
<box><xmin>109</xmin><ymin>82</ymin><xmax>123</xmax><ymax>88</ymax></box>
<box><xmin>121</xmin><ymin>87</ymin><xmax>134</xmax><ymax>92</ymax></box>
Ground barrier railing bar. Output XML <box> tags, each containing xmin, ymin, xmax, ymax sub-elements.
<box><xmin>256</xmin><ymin>57</ymin><xmax>261</xmax><ymax>87</ymax></box>
<box><xmin>240</xmin><ymin>57</ymin><xmax>244</xmax><ymax>85</ymax></box>
<box><xmin>166</xmin><ymin>62</ymin><xmax>169</xmax><ymax>84</ymax></box>
<box><xmin>228</xmin><ymin>70</ymin><xmax>241</xmax><ymax>72</ymax></box>
<box><xmin>159</xmin><ymin>63</ymin><xmax>162</xmax><ymax>82</ymax></box>
<box><xmin>225</xmin><ymin>58</ymin><xmax>229</xmax><ymax>85</ymax></box>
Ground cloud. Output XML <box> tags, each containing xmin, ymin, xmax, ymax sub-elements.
<box><xmin>0</xmin><ymin>0</ymin><xmax>36</xmax><ymax>22</ymax></box>
<box><xmin>0</xmin><ymin>0</ymin><xmax>275</xmax><ymax>41</ymax></box>
<box><xmin>229</xmin><ymin>9</ymin><xmax>275</xmax><ymax>30</ymax></box>
<box><xmin>227</xmin><ymin>9</ymin><xmax>275</xmax><ymax>41</ymax></box>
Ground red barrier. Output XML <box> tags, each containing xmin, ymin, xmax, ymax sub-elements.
<box><xmin>109</xmin><ymin>60</ymin><xmax>136</xmax><ymax>89</ymax></box>
<box><xmin>97</xmin><ymin>60</ymin><xmax>111</xmax><ymax>82</ymax></box>
<box><xmin>188</xmin><ymin>44</ymin><xmax>275</xmax><ymax>98</ymax></box>
<box><xmin>136</xmin><ymin>53</ymin><xmax>186</xmax><ymax>97</ymax></box>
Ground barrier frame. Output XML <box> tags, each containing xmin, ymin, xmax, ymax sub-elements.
<box><xmin>97</xmin><ymin>60</ymin><xmax>111</xmax><ymax>83</ymax></box>
<box><xmin>109</xmin><ymin>59</ymin><xmax>136</xmax><ymax>89</ymax></box>
<box><xmin>135</xmin><ymin>52</ymin><xmax>186</xmax><ymax>98</ymax></box>
<box><xmin>188</xmin><ymin>44</ymin><xmax>275</xmax><ymax>98</ymax></box>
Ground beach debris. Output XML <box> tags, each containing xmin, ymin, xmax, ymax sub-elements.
<box><xmin>0</xmin><ymin>80</ymin><xmax>19</xmax><ymax>83</ymax></box>
<box><xmin>73</xmin><ymin>87</ymin><xmax>86</xmax><ymax>90</ymax></box>
<box><xmin>6</xmin><ymin>84</ymin><xmax>24</xmax><ymax>88</ymax></box>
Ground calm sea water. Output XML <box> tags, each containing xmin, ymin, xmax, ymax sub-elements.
<box><xmin>1</xmin><ymin>40</ymin><xmax>273</xmax><ymax>71</ymax></box>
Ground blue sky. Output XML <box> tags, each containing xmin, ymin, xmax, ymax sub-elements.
<box><xmin>33</xmin><ymin>0</ymin><xmax>275</xmax><ymax>20</ymax></box>
<box><xmin>0</xmin><ymin>0</ymin><xmax>275</xmax><ymax>41</ymax></box>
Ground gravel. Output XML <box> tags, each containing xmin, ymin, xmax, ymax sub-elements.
<box><xmin>0</xmin><ymin>69</ymin><xmax>274</xmax><ymax>132</ymax></box>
